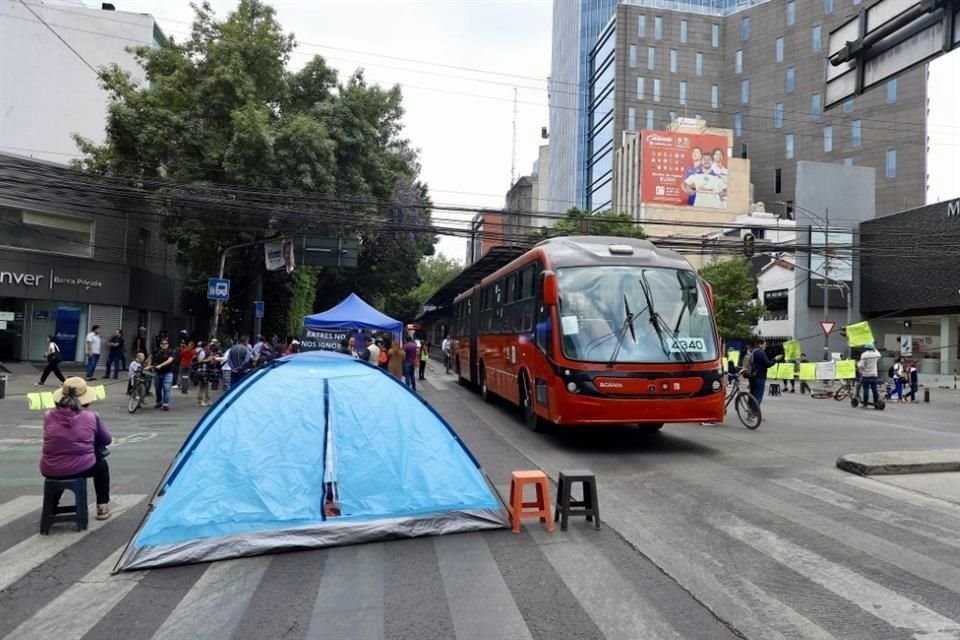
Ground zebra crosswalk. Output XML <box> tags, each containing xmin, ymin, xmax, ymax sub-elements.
<box><xmin>2</xmin><ymin>468</ymin><xmax>960</xmax><ymax>639</ymax></box>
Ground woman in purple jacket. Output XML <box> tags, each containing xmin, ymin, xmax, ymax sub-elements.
<box><xmin>40</xmin><ymin>377</ymin><xmax>113</xmax><ymax>520</ymax></box>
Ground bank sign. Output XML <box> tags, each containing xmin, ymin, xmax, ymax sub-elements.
<box><xmin>0</xmin><ymin>262</ymin><xmax>113</xmax><ymax>303</ymax></box>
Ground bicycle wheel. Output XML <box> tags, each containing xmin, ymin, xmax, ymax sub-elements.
<box><xmin>735</xmin><ymin>392</ymin><xmax>762</xmax><ymax>429</ymax></box>
<box><xmin>834</xmin><ymin>385</ymin><xmax>849</xmax><ymax>401</ymax></box>
<box><xmin>128</xmin><ymin>383</ymin><xmax>144</xmax><ymax>414</ymax></box>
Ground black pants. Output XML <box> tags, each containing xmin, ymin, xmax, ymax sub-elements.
<box><xmin>46</xmin><ymin>456</ymin><xmax>110</xmax><ymax>505</ymax></box>
<box><xmin>39</xmin><ymin>359</ymin><xmax>65</xmax><ymax>384</ymax></box>
<box><xmin>419</xmin><ymin>360</ymin><xmax>427</xmax><ymax>380</ymax></box>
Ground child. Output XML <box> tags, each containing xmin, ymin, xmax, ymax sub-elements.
<box><xmin>128</xmin><ymin>352</ymin><xmax>145</xmax><ymax>394</ymax></box>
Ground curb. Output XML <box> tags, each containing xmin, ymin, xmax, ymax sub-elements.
<box><xmin>837</xmin><ymin>449</ymin><xmax>960</xmax><ymax>476</ymax></box>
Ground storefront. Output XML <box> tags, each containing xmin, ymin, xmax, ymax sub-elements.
<box><xmin>860</xmin><ymin>198</ymin><xmax>960</xmax><ymax>380</ymax></box>
<box><xmin>0</xmin><ymin>252</ymin><xmax>175</xmax><ymax>362</ymax></box>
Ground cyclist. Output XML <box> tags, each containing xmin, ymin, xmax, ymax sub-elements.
<box><xmin>743</xmin><ymin>339</ymin><xmax>783</xmax><ymax>405</ymax></box>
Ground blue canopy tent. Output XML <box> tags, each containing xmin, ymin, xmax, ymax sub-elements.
<box><xmin>114</xmin><ymin>351</ymin><xmax>507</xmax><ymax>571</ymax></box>
<box><xmin>303</xmin><ymin>293</ymin><xmax>403</xmax><ymax>334</ymax></box>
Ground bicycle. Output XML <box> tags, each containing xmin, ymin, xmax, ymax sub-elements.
<box><xmin>724</xmin><ymin>374</ymin><xmax>762</xmax><ymax>429</ymax></box>
<box><xmin>127</xmin><ymin>367</ymin><xmax>157</xmax><ymax>414</ymax></box>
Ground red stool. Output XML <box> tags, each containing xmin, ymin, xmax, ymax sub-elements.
<box><xmin>508</xmin><ymin>470</ymin><xmax>554</xmax><ymax>534</ymax></box>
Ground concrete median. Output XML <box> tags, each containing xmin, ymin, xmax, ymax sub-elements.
<box><xmin>837</xmin><ymin>449</ymin><xmax>960</xmax><ymax>476</ymax></box>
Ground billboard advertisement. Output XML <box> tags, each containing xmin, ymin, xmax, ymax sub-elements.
<box><xmin>640</xmin><ymin>130</ymin><xmax>730</xmax><ymax>209</ymax></box>
<box><xmin>808</xmin><ymin>230</ymin><xmax>854</xmax><ymax>308</ymax></box>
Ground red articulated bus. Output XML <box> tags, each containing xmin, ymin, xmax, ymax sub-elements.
<box><xmin>450</xmin><ymin>236</ymin><xmax>724</xmax><ymax>430</ymax></box>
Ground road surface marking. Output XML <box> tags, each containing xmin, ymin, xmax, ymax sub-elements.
<box><xmin>14</xmin><ymin>425</ymin><xmax>42</xmax><ymax>430</ymax></box>
<box><xmin>845</xmin><ymin>476</ymin><xmax>960</xmax><ymax>518</ymax></box>
<box><xmin>0</xmin><ymin>439</ymin><xmax>41</xmax><ymax>452</ymax></box>
<box><xmin>775</xmin><ymin>477</ymin><xmax>960</xmax><ymax>549</ymax></box>
<box><xmin>0</xmin><ymin>495</ymin><xmax>146</xmax><ymax>592</ymax></box>
<box><xmin>709</xmin><ymin>511</ymin><xmax>960</xmax><ymax>639</ymax></box>
<box><xmin>434</xmin><ymin>534</ymin><xmax>533</xmax><ymax>640</ymax></box>
<box><xmin>527</xmin><ymin>525</ymin><xmax>683</xmax><ymax>640</ymax></box>
<box><xmin>151</xmin><ymin>556</ymin><xmax>270</xmax><ymax>640</ymax></box>
<box><xmin>306</xmin><ymin>543</ymin><xmax>384</xmax><ymax>640</ymax></box>
<box><xmin>0</xmin><ymin>496</ymin><xmax>41</xmax><ymax>528</ymax></box>
<box><xmin>3</xmin><ymin>547</ymin><xmax>144</xmax><ymax>640</ymax></box>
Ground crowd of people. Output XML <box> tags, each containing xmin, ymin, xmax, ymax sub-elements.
<box><xmin>337</xmin><ymin>332</ymin><xmax>435</xmax><ymax>392</ymax></box>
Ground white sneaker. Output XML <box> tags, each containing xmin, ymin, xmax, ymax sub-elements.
<box><xmin>96</xmin><ymin>504</ymin><xmax>111</xmax><ymax>520</ymax></box>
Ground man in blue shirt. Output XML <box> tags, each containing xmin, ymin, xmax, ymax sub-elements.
<box><xmin>746</xmin><ymin>339</ymin><xmax>782</xmax><ymax>403</ymax></box>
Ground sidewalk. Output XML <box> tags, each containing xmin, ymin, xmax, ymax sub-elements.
<box><xmin>0</xmin><ymin>361</ymin><xmax>125</xmax><ymax>402</ymax></box>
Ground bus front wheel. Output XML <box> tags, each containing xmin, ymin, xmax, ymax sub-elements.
<box><xmin>520</xmin><ymin>374</ymin><xmax>546</xmax><ymax>433</ymax></box>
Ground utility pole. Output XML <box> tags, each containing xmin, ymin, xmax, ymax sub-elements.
<box><xmin>510</xmin><ymin>87</ymin><xmax>518</xmax><ymax>185</ymax></box>
<box><xmin>211</xmin><ymin>238</ymin><xmax>274</xmax><ymax>339</ymax></box>
<box><xmin>822</xmin><ymin>208</ymin><xmax>830</xmax><ymax>361</ymax></box>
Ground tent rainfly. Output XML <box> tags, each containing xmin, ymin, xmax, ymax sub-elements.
<box><xmin>303</xmin><ymin>293</ymin><xmax>403</xmax><ymax>334</ymax></box>
<box><xmin>115</xmin><ymin>351</ymin><xmax>507</xmax><ymax>571</ymax></box>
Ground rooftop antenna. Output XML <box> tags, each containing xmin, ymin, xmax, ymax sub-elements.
<box><xmin>511</xmin><ymin>87</ymin><xmax>518</xmax><ymax>185</ymax></box>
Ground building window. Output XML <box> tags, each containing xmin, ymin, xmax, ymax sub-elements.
<box><xmin>648</xmin><ymin>46</ymin><xmax>656</xmax><ymax>70</ymax></box>
<box><xmin>852</xmin><ymin>119</ymin><xmax>861</xmax><ymax>147</ymax></box>
<box><xmin>763</xmin><ymin>289</ymin><xmax>789</xmax><ymax>321</ymax></box>
<box><xmin>646</xmin><ymin>108</ymin><xmax>654</xmax><ymax>130</ymax></box>
<box><xmin>696</xmin><ymin>52</ymin><xmax>704</xmax><ymax>76</ymax></box>
<box><xmin>774</xmin><ymin>102</ymin><xmax>784</xmax><ymax>128</ymax></box>
<box><xmin>670</xmin><ymin>49</ymin><xmax>678</xmax><ymax>73</ymax></box>
<box><xmin>787</xmin><ymin>1</ymin><xmax>795</xmax><ymax>26</ymax></box>
<box><xmin>741</xmin><ymin>79</ymin><xmax>749</xmax><ymax>104</ymax></box>
<box><xmin>887</xmin><ymin>78</ymin><xmax>897</xmax><ymax>103</ymax></box>
<box><xmin>812</xmin><ymin>93</ymin><xmax>822</xmax><ymax>119</ymax></box>
<box><xmin>742</xmin><ymin>16</ymin><xmax>750</xmax><ymax>41</ymax></box>
<box><xmin>786</xmin><ymin>66</ymin><xmax>795</xmax><ymax>92</ymax></box>
<box><xmin>629</xmin><ymin>45</ymin><xmax>637</xmax><ymax>68</ymax></box>
<box><xmin>776</xmin><ymin>36</ymin><xmax>783</xmax><ymax>63</ymax></box>
<box><xmin>740</xmin><ymin>142</ymin><xmax>748</xmax><ymax>159</ymax></box>
<box><xmin>0</xmin><ymin>205</ymin><xmax>94</xmax><ymax>258</ymax></box>
<box><xmin>638</xmin><ymin>15</ymin><xmax>646</xmax><ymax>38</ymax></box>
<box><xmin>824</xmin><ymin>125</ymin><xmax>833</xmax><ymax>152</ymax></box>
<box><xmin>735</xmin><ymin>49</ymin><xmax>743</xmax><ymax>73</ymax></box>
<box><xmin>712</xmin><ymin>24</ymin><xmax>719</xmax><ymax>47</ymax></box>
<box><xmin>653</xmin><ymin>78</ymin><xmax>661</xmax><ymax>102</ymax></box>
<box><xmin>886</xmin><ymin>147</ymin><xmax>896</xmax><ymax>178</ymax></box>
<box><xmin>628</xmin><ymin>107</ymin><xmax>636</xmax><ymax>131</ymax></box>
<box><xmin>824</xmin><ymin>0</ymin><xmax>833</xmax><ymax>14</ymax></box>
<box><xmin>637</xmin><ymin>76</ymin><xmax>645</xmax><ymax>100</ymax></box>
<box><xmin>680</xmin><ymin>19</ymin><xmax>688</xmax><ymax>43</ymax></box>
<box><xmin>775</xmin><ymin>168</ymin><xmax>782</xmax><ymax>194</ymax></box>
<box><xmin>812</xmin><ymin>25</ymin><xmax>821</xmax><ymax>52</ymax></box>
<box><xmin>786</xmin><ymin>133</ymin><xmax>794</xmax><ymax>159</ymax></box>
<box><xmin>668</xmin><ymin>111</ymin><xmax>677</xmax><ymax>125</ymax></box>
<box><xmin>711</xmin><ymin>84</ymin><xmax>719</xmax><ymax>109</ymax></box>
<box><xmin>655</xmin><ymin>16</ymin><xmax>663</xmax><ymax>40</ymax></box>
<box><xmin>844</xmin><ymin>157</ymin><xmax>854</xmax><ymax>166</ymax></box>
<box><xmin>734</xmin><ymin>112</ymin><xmax>743</xmax><ymax>136</ymax></box>
<box><xmin>680</xmin><ymin>81</ymin><xmax>687</xmax><ymax>105</ymax></box>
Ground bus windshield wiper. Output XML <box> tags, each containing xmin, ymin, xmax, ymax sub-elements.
<box><xmin>606</xmin><ymin>294</ymin><xmax>640</xmax><ymax>368</ymax></box>
<box><xmin>640</xmin><ymin>272</ymin><xmax>692</xmax><ymax>364</ymax></box>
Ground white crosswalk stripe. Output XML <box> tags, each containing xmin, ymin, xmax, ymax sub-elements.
<box><xmin>0</xmin><ymin>494</ymin><xmax>146</xmax><ymax>592</ymax></box>
<box><xmin>307</xmin><ymin>543</ymin><xmax>384</xmax><ymax>640</ymax></box>
<box><xmin>0</xmin><ymin>497</ymin><xmax>41</xmax><ymax>528</ymax></box>
<box><xmin>151</xmin><ymin>556</ymin><xmax>270</xmax><ymax>640</ymax></box>
<box><xmin>3</xmin><ymin>547</ymin><xmax>144</xmax><ymax>640</ymax></box>
<box><xmin>709</xmin><ymin>511</ymin><xmax>960</xmax><ymax>639</ymax></box>
<box><xmin>435</xmin><ymin>534</ymin><xmax>533</xmax><ymax>640</ymax></box>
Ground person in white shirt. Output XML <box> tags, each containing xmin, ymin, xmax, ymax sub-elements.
<box><xmin>682</xmin><ymin>154</ymin><xmax>727</xmax><ymax>209</ymax></box>
<box><xmin>85</xmin><ymin>325</ymin><xmax>102</xmax><ymax>381</ymax></box>
<box><xmin>857</xmin><ymin>343</ymin><xmax>882</xmax><ymax>406</ymax></box>
<box><xmin>36</xmin><ymin>335</ymin><xmax>65</xmax><ymax>386</ymax></box>
<box><xmin>441</xmin><ymin>335</ymin><xmax>452</xmax><ymax>374</ymax></box>
<box><xmin>365</xmin><ymin>336</ymin><xmax>381</xmax><ymax>366</ymax></box>
<box><xmin>127</xmin><ymin>353</ymin><xmax>145</xmax><ymax>394</ymax></box>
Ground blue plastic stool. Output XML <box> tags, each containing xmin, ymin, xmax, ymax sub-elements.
<box><xmin>40</xmin><ymin>478</ymin><xmax>88</xmax><ymax>534</ymax></box>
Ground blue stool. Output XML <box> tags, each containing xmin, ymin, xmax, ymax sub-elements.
<box><xmin>40</xmin><ymin>478</ymin><xmax>88</xmax><ymax>534</ymax></box>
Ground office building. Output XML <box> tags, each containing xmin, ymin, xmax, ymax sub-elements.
<box><xmin>549</xmin><ymin>0</ymin><xmax>927</xmax><ymax>217</ymax></box>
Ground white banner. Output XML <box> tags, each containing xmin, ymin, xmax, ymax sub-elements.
<box><xmin>265</xmin><ymin>240</ymin><xmax>296</xmax><ymax>273</ymax></box>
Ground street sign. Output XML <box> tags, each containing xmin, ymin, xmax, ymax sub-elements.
<box><xmin>296</xmin><ymin>236</ymin><xmax>360</xmax><ymax>269</ymax></box>
<box><xmin>207</xmin><ymin>278</ymin><xmax>230</xmax><ymax>301</ymax></box>
<box><xmin>254</xmin><ymin>301</ymin><xmax>264</xmax><ymax>319</ymax></box>
<box><xmin>820</xmin><ymin>321</ymin><xmax>836</xmax><ymax>337</ymax></box>
<box><xmin>826</xmin><ymin>0</ymin><xmax>960</xmax><ymax>108</ymax></box>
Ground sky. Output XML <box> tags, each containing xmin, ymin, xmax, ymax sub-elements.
<box><xmin>85</xmin><ymin>0</ymin><xmax>553</xmax><ymax>263</ymax></box>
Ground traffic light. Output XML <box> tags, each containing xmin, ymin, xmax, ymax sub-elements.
<box><xmin>743</xmin><ymin>233</ymin><xmax>755</xmax><ymax>258</ymax></box>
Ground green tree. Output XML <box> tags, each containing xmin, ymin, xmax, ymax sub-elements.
<box><xmin>380</xmin><ymin>253</ymin><xmax>461</xmax><ymax>321</ymax></box>
<box><xmin>698</xmin><ymin>257</ymin><xmax>763</xmax><ymax>340</ymax></box>
<box><xmin>73</xmin><ymin>0</ymin><xmax>433</xmax><ymax>335</ymax></box>
<box><xmin>530</xmin><ymin>208</ymin><xmax>646</xmax><ymax>241</ymax></box>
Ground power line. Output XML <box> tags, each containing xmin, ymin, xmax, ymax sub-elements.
<box><xmin>14</xmin><ymin>0</ymin><xmax>100</xmax><ymax>77</ymax></box>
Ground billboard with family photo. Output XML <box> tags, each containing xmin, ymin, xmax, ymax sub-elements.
<box><xmin>640</xmin><ymin>130</ymin><xmax>730</xmax><ymax>209</ymax></box>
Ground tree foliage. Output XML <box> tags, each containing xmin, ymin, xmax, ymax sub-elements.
<box><xmin>74</xmin><ymin>0</ymin><xmax>434</xmax><ymax>335</ymax></box>
<box><xmin>530</xmin><ymin>208</ymin><xmax>646</xmax><ymax>241</ymax></box>
<box><xmin>698</xmin><ymin>257</ymin><xmax>763</xmax><ymax>340</ymax></box>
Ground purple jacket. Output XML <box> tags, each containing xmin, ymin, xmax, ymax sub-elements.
<box><xmin>40</xmin><ymin>408</ymin><xmax>112</xmax><ymax>477</ymax></box>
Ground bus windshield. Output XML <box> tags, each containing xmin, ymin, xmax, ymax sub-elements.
<box><xmin>556</xmin><ymin>266</ymin><xmax>718</xmax><ymax>364</ymax></box>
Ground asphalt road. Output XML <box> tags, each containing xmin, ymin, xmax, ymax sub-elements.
<box><xmin>2</xmin><ymin>365</ymin><xmax>960</xmax><ymax>639</ymax></box>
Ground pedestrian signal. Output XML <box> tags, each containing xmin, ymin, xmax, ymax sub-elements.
<box><xmin>743</xmin><ymin>233</ymin><xmax>755</xmax><ymax>258</ymax></box>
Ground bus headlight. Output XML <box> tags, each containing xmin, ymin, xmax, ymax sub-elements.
<box><xmin>712</xmin><ymin>380</ymin><xmax>722</xmax><ymax>392</ymax></box>
<box><xmin>566</xmin><ymin>382</ymin><xmax>578</xmax><ymax>393</ymax></box>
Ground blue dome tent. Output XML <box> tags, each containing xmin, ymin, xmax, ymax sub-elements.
<box><xmin>114</xmin><ymin>351</ymin><xmax>507</xmax><ymax>571</ymax></box>
<box><xmin>303</xmin><ymin>293</ymin><xmax>404</xmax><ymax>334</ymax></box>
